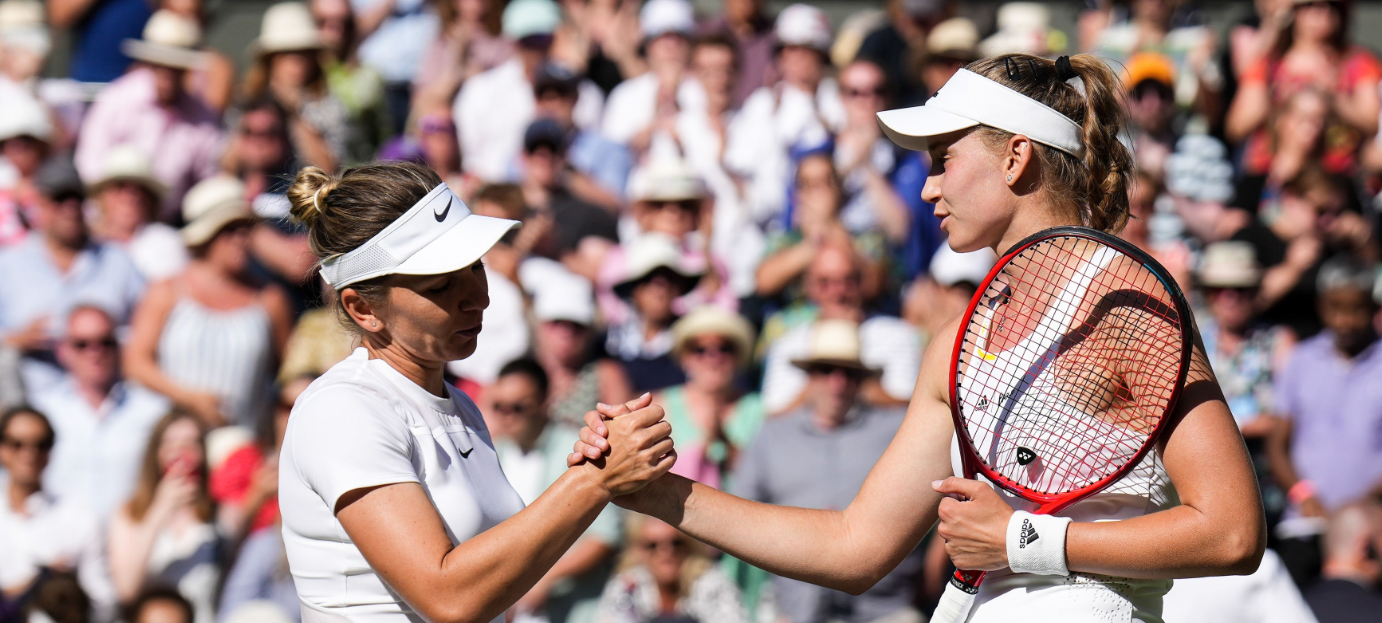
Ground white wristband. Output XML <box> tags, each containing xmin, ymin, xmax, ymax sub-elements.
<box><xmin>1006</xmin><ymin>511</ymin><xmax>1072</xmax><ymax>576</ymax></box>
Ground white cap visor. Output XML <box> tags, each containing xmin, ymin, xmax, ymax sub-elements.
<box><xmin>319</xmin><ymin>183</ymin><xmax>519</xmax><ymax>288</ymax></box>
<box><xmin>877</xmin><ymin>69</ymin><xmax>1084</xmax><ymax>157</ymax></box>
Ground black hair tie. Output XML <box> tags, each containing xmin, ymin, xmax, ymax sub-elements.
<box><xmin>1054</xmin><ymin>55</ymin><xmax>1077</xmax><ymax>82</ymax></box>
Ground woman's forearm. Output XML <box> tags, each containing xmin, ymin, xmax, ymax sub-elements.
<box><xmin>1066</xmin><ymin>504</ymin><xmax>1262</xmax><ymax>579</ymax></box>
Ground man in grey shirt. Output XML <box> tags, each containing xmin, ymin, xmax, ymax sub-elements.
<box><xmin>732</xmin><ymin>319</ymin><xmax>923</xmax><ymax>623</ymax></box>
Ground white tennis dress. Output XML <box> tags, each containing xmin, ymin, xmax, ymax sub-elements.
<box><xmin>280</xmin><ymin>348</ymin><xmax>526</xmax><ymax>622</ymax></box>
<box><xmin>952</xmin><ymin>247</ymin><xmax>1178</xmax><ymax>623</ymax></box>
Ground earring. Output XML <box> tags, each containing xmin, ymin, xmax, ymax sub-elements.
<box><xmin>1007</xmin><ymin>175</ymin><xmax>1013</xmax><ymax>182</ymax></box>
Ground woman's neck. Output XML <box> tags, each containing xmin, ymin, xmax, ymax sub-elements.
<box><xmin>7</xmin><ymin>478</ymin><xmax>38</xmax><ymax>515</ymax></box>
<box><xmin>365</xmin><ymin>340</ymin><xmax>448</xmax><ymax>397</ymax></box>
<box><xmin>994</xmin><ymin>206</ymin><xmax>1073</xmax><ymax>256</ymax></box>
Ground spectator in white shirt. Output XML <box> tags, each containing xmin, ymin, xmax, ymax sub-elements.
<box><xmin>1162</xmin><ymin>549</ymin><xmax>1318</xmax><ymax>623</ymax></box>
<box><xmin>87</xmin><ymin>145</ymin><xmax>190</xmax><ymax>282</ymax></box>
<box><xmin>723</xmin><ymin>3</ymin><xmax>844</xmax><ymax>226</ymax></box>
<box><xmin>30</xmin><ymin>305</ymin><xmax>170</xmax><ymax>520</ymax></box>
<box><xmin>0</xmin><ymin>406</ymin><xmax>117</xmax><ymax>621</ymax></box>
<box><xmin>454</xmin><ymin>0</ymin><xmax>603</xmax><ymax>182</ymax></box>
<box><xmin>600</xmin><ymin>0</ymin><xmax>700</xmax><ymax>161</ymax></box>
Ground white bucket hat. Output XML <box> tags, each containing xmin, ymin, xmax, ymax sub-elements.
<box><xmin>929</xmin><ymin>245</ymin><xmax>997</xmax><ymax>287</ymax></box>
<box><xmin>121</xmin><ymin>10</ymin><xmax>209</xmax><ymax>70</ymax></box>
<box><xmin>503</xmin><ymin>0</ymin><xmax>561</xmax><ymax>41</ymax></box>
<box><xmin>627</xmin><ymin>158</ymin><xmax>708</xmax><ymax>203</ymax></box>
<box><xmin>612</xmin><ymin>233</ymin><xmax>704</xmax><ymax>299</ymax></box>
<box><xmin>532</xmin><ymin>270</ymin><xmax>596</xmax><ymax>326</ymax></box>
<box><xmin>775</xmin><ymin>4</ymin><xmax>832</xmax><ymax>54</ymax></box>
<box><xmin>876</xmin><ymin>68</ymin><xmax>1084</xmax><ymax>157</ymax></box>
<box><xmin>790</xmin><ymin>319</ymin><xmax>879</xmax><ymax>375</ymax></box>
<box><xmin>0</xmin><ymin>90</ymin><xmax>51</xmax><ymax>143</ymax></box>
<box><xmin>256</xmin><ymin>2</ymin><xmax>324</xmax><ymax>54</ymax></box>
<box><xmin>182</xmin><ymin>175</ymin><xmax>256</xmax><ymax>247</ymax></box>
<box><xmin>89</xmin><ymin>145</ymin><xmax>167</xmax><ymax>199</ymax></box>
<box><xmin>640</xmin><ymin>0</ymin><xmax>694</xmax><ymax>41</ymax></box>
<box><xmin>1198</xmin><ymin>241</ymin><xmax>1261</xmax><ymax>289</ymax></box>
<box><xmin>318</xmin><ymin>183</ymin><xmax>519</xmax><ymax>289</ymax></box>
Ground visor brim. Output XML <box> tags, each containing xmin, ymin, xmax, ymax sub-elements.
<box><xmin>876</xmin><ymin>106</ymin><xmax>979</xmax><ymax>152</ymax></box>
<box><xmin>389</xmin><ymin>214</ymin><xmax>520</xmax><ymax>278</ymax></box>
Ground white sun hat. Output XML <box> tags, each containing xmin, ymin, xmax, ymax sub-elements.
<box><xmin>789</xmin><ymin>319</ymin><xmax>879</xmax><ymax>374</ymax></box>
<box><xmin>532</xmin><ymin>269</ymin><xmax>596</xmax><ymax>326</ymax></box>
<box><xmin>88</xmin><ymin>144</ymin><xmax>167</xmax><ymax>199</ymax></box>
<box><xmin>640</xmin><ymin>0</ymin><xmax>694</xmax><ymax>40</ymax></box>
<box><xmin>929</xmin><ymin>245</ymin><xmax>997</xmax><ymax>287</ymax></box>
<box><xmin>181</xmin><ymin>175</ymin><xmax>255</xmax><ymax>247</ymax></box>
<box><xmin>121</xmin><ymin>10</ymin><xmax>208</xmax><ymax>69</ymax></box>
<box><xmin>876</xmin><ymin>68</ymin><xmax>1084</xmax><ymax>157</ymax></box>
<box><xmin>318</xmin><ymin>183</ymin><xmax>519</xmax><ymax>289</ymax></box>
<box><xmin>503</xmin><ymin>0</ymin><xmax>561</xmax><ymax>40</ymax></box>
<box><xmin>612</xmin><ymin>233</ymin><xmax>705</xmax><ymax>299</ymax></box>
<box><xmin>627</xmin><ymin>158</ymin><xmax>708</xmax><ymax>203</ymax></box>
<box><xmin>0</xmin><ymin>90</ymin><xmax>51</xmax><ymax>143</ymax></box>
<box><xmin>256</xmin><ymin>2</ymin><xmax>324</xmax><ymax>54</ymax></box>
<box><xmin>775</xmin><ymin>4</ymin><xmax>832</xmax><ymax>53</ymax></box>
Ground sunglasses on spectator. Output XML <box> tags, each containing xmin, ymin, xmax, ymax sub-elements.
<box><xmin>241</xmin><ymin>126</ymin><xmax>284</xmax><ymax>139</ymax></box>
<box><xmin>646</xmin><ymin>200</ymin><xmax>699</xmax><ymax>212</ymax></box>
<box><xmin>1</xmin><ymin>436</ymin><xmax>54</xmax><ymax>453</ymax></box>
<box><xmin>805</xmin><ymin>364</ymin><xmax>864</xmax><ymax>379</ymax></box>
<box><xmin>69</xmin><ymin>336</ymin><xmax>118</xmax><ymax>351</ymax></box>
<box><xmin>492</xmin><ymin>400</ymin><xmax>538</xmax><ymax>416</ymax></box>
<box><xmin>687</xmin><ymin>342</ymin><xmax>736</xmax><ymax>358</ymax></box>
<box><xmin>640</xmin><ymin>537</ymin><xmax>688</xmax><ymax>552</ymax></box>
<box><xmin>50</xmin><ymin>191</ymin><xmax>85</xmax><ymax>205</ymax></box>
<box><xmin>842</xmin><ymin>86</ymin><xmax>884</xmax><ymax>99</ymax></box>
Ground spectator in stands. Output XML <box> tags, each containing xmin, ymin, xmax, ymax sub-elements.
<box><xmin>1091</xmin><ymin>0</ymin><xmax>1220</xmax><ymax>117</ymax></box>
<box><xmin>1268</xmin><ymin>258</ymin><xmax>1382</xmax><ymax>519</ymax></box>
<box><xmin>1303</xmin><ymin>501</ymin><xmax>1382</xmax><ymax>622</ymax></box>
<box><xmin>759</xmin><ymin>243</ymin><xmax>920</xmax><ymax>415</ymax></box>
<box><xmin>276</xmin><ymin>279</ymin><xmax>353</xmax><ymax>384</ymax></box>
<box><xmin>0</xmin><ymin>156</ymin><xmax>145</xmax><ymax>393</ymax></box>
<box><xmin>1161</xmin><ymin>548</ymin><xmax>1317</xmax><ymax>623</ymax></box>
<box><xmin>0</xmin><ymin>90</ymin><xmax>51</xmax><ymax>246</ymax></box>
<box><xmin>519</xmin><ymin>118</ymin><xmax>620</xmax><ymax>278</ymax></box>
<box><xmin>695</xmin><ymin>0</ymin><xmax>773</xmax><ymax>107</ymax></box>
<box><xmin>854</xmin><ymin>0</ymin><xmax>943</xmax><ymax>107</ymax></box>
<box><xmin>0</xmin><ymin>406</ymin><xmax>116</xmax><ymax>620</ymax></box>
<box><xmin>108</xmin><ymin>411</ymin><xmax>222</xmax><ymax>623</ymax></box>
<box><xmin>755</xmin><ymin>154</ymin><xmax>885</xmax><ymax>301</ymax></box>
<box><xmin>606</xmin><ymin>234</ymin><xmax>705</xmax><ymax>393</ymax></box>
<box><xmin>1227</xmin><ymin>0</ymin><xmax>1380</xmax><ymax>175</ymax></box>
<box><xmin>311</xmin><ymin>0</ymin><xmax>390</xmax><ymax>164</ymax></box>
<box><xmin>548</xmin><ymin>0</ymin><xmax>642</xmax><ymax>95</ymax></box>
<box><xmin>88</xmin><ymin>145</ymin><xmax>189</xmax><ymax>281</ymax></box>
<box><xmin>412</xmin><ymin>103</ymin><xmax>472</xmax><ymax>195</ymax></box>
<box><xmin>218</xmin><ymin>527</ymin><xmax>298</xmax><ymax>623</ymax></box>
<box><xmin>221</xmin><ymin>98</ymin><xmax>298</xmax><ymax>204</ymax></box>
<box><xmin>412</xmin><ymin>0</ymin><xmax>508</xmax><ymax>112</ymax></box>
<box><xmin>655</xmin><ymin>306</ymin><xmax>764</xmax><ymax>489</ymax></box>
<box><xmin>125</xmin><ymin>587</ymin><xmax>194</xmax><ymax>623</ymax></box>
<box><xmin>241</xmin><ymin>2</ymin><xmax>346</xmax><ymax>172</ymax></box>
<box><xmin>75</xmin><ymin>10</ymin><xmax>224</xmax><ymax>221</ymax></box>
<box><xmin>595</xmin><ymin>514</ymin><xmax>748</xmax><ymax>623</ymax></box>
<box><xmin>1123</xmin><ymin>53</ymin><xmax>1179</xmax><ymax>182</ymax></box>
<box><xmin>734</xmin><ymin>319</ymin><xmax>922</xmax><ymax>623</ymax></box>
<box><xmin>832</xmin><ymin>59</ymin><xmax>910</xmax><ymax>246</ymax></box>
<box><xmin>601</xmin><ymin>0</ymin><xmax>697</xmax><ymax>159</ymax></box>
<box><xmin>124</xmin><ymin>176</ymin><xmax>292</xmax><ymax>428</ymax></box>
<box><xmin>29</xmin><ymin>305</ymin><xmax>170</xmax><ymax>520</ymax></box>
<box><xmin>209</xmin><ymin>376</ymin><xmax>308</xmax><ymax>540</ymax></box>
<box><xmin>486</xmin><ymin>359</ymin><xmax>620</xmax><ymax>623</ymax></box>
<box><xmin>157</xmin><ymin>0</ymin><xmax>235</xmax><ymax>114</ymax></box>
<box><xmin>455</xmin><ymin>0</ymin><xmax>603</xmax><ymax>182</ymax></box>
<box><xmin>534</xmin><ymin>62</ymin><xmax>631</xmax><ymax>205</ymax></box>
<box><xmin>46</xmin><ymin>0</ymin><xmax>152</xmax><ymax>83</ymax></box>
<box><xmin>918</xmin><ymin>17</ymin><xmax>979</xmax><ymax>97</ymax></box>
<box><xmin>351</xmin><ymin>0</ymin><xmax>439</xmax><ymax>132</ymax></box>
<box><xmin>724</xmin><ymin>3</ymin><xmax>843</xmax><ymax>226</ymax></box>
<box><xmin>901</xmin><ymin>245</ymin><xmax>994</xmax><ymax>343</ymax></box>
<box><xmin>0</xmin><ymin>0</ymin><xmax>53</xmax><ymax>92</ymax></box>
<box><xmin>530</xmin><ymin>271</ymin><xmax>631</xmax><ymax>427</ymax></box>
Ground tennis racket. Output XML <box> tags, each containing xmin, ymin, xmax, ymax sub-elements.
<box><xmin>930</xmin><ymin>226</ymin><xmax>1193</xmax><ymax>623</ymax></box>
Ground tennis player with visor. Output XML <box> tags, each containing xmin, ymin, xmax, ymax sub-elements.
<box><xmin>571</xmin><ymin>54</ymin><xmax>1266</xmax><ymax>623</ymax></box>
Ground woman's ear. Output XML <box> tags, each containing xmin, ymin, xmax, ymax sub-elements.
<box><xmin>340</xmin><ymin>288</ymin><xmax>383</xmax><ymax>333</ymax></box>
<box><xmin>1003</xmin><ymin>134</ymin><xmax>1037</xmax><ymax>190</ymax></box>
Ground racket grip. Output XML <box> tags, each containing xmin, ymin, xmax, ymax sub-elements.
<box><xmin>931</xmin><ymin>569</ymin><xmax>985</xmax><ymax>623</ymax></box>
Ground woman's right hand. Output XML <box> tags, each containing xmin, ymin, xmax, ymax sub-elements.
<box><xmin>577</xmin><ymin>394</ymin><xmax>676</xmax><ymax>497</ymax></box>
<box><xmin>148</xmin><ymin>470</ymin><xmax>198</xmax><ymax>527</ymax></box>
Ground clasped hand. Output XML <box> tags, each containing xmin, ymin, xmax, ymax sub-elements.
<box><xmin>571</xmin><ymin>393</ymin><xmax>678</xmax><ymax>497</ymax></box>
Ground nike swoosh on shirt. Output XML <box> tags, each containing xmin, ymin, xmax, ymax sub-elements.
<box><xmin>459</xmin><ymin>447</ymin><xmax>473</xmax><ymax>458</ymax></box>
<box><xmin>434</xmin><ymin>197</ymin><xmax>453</xmax><ymax>222</ymax></box>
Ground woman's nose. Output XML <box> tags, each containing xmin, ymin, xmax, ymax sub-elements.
<box><xmin>921</xmin><ymin>174</ymin><xmax>943</xmax><ymax>205</ymax></box>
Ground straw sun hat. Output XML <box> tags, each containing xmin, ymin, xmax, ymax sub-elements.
<box><xmin>671</xmin><ymin>306</ymin><xmax>756</xmax><ymax>368</ymax></box>
<box><xmin>790</xmin><ymin>319</ymin><xmax>879</xmax><ymax>375</ymax></box>
<box><xmin>121</xmin><ymin>10</ymin><xmax>209</xmax><ymax>69</ymax></box>
<box><xmin>255</xmin><ymin>2</ymin><xmax>325</xmax><ymax>55</ymax></box>
<box><xmin>181</xmin><ymin>175</ymin><xmax>255</xmax><ymax>247</ymax></box>
<box><xmin>88</xmin><ymin>145</ymin><xmax>167</xmax><ymax>200</ymax></box>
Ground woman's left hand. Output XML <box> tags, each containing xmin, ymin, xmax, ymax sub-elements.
<box><xmin>932</xmin><ymin>477</ymin><xmax>1014</xmax><ymax>572</ymax></box>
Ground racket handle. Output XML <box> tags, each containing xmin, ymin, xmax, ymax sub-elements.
<box><xmin>931</xmin><ymin>569</ymin><xmax>986</xmax><ymax>623</ymax></box>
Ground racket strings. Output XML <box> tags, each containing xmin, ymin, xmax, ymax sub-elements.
<box><xmin>956</xmin><ymin>237</ymin><xmax>1185</xmax><ymax>496</ymax></box>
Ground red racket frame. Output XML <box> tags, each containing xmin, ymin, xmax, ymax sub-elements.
<box><xmin>943</xmin><ymin>226</ymin><xmax>1194</xmax><ymax>590</ymax></box>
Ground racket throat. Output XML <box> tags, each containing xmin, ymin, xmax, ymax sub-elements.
<box><xmin>950</xmin><ymin>569</ymin><xmax>987</xmax><ymax>594</ymax></box>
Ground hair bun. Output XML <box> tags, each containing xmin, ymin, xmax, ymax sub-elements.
<box><xmin>287</xmin><ymin>166</ymin><xmax>341</xmax><ymax>228</ymax></box>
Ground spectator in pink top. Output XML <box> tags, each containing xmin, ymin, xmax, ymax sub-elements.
<box><xmin>74</xmin><ymin>10</ymin><xmax>224</xmax><ymax>223</ymax></box>
<box><xmin>0</xmin><ymin>90</ymin><xmax>52</xmax><ymax>246</ymax></box>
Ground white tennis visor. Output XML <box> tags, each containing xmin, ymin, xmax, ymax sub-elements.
<box><xmin>318</xmin><ymin>183</ymin><xmax>519</xmax><ymax>288</ymax></box>
<box><xmin>876</xmin><ymin>69</ymin><xmax>1084</xmax><ymax>157</ymax></box>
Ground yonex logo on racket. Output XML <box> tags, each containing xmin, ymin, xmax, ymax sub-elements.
<box><xmin>1016</xmin><ymin>447</ymin><xmax>1036</xmax><ymax>465</ymax></box>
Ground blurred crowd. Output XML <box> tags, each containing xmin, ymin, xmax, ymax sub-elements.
<box><xmin>2</xmin><ymin>0</ymin><xmax>1382</xmax><ymax>622</ymax></box>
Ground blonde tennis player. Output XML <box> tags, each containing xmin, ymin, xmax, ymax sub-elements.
<box><xmin>278</xmin><ymin>162</ymin><xmax>675</xmax><ymax>623</ymax></box>
<box><xmin>571</xmin><ymin>54</ymin><xmax>1266</xmax><ymax>623</ymax></box>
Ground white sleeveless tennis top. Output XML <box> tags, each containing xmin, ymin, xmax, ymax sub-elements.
<box><xmin>951</xmin><ymin>246</ymin><xmax>1177</xmax><ymax>623</ymax></box>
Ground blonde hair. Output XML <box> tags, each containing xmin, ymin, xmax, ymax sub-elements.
<box><xmin>617</xmin><ymin>512</ymin><xmax>713</xmax><ymax>600</ymax></box>
<box><xmin>965</xmin><ymin>54</ymin><xmax>1134</xmax><ymax>234</ymax></box>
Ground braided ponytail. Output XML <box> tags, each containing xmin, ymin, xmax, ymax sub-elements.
<box><xmin>966</xmin><ymin>54</ymin><xmax>1133</xmax><ymax>234</ymax></box>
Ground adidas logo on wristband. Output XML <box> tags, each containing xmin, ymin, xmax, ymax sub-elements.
<box><xmin>1019</xmin><ymin>519</ymin><xmax>1040</xmax><ymax>548</ymax></box>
